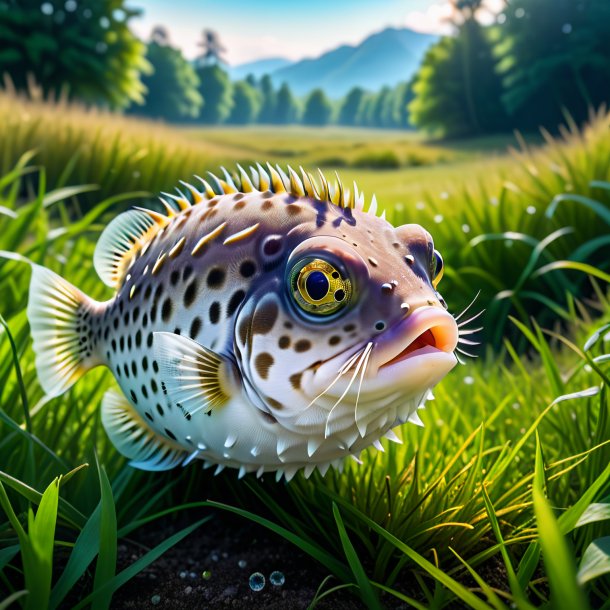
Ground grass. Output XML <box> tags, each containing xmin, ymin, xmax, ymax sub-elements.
<box><xmin>0</xmin><ymin>92</ymin><xmax>609</xmax><ymax>607</ymax></box>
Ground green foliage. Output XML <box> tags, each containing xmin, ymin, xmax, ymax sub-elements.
<box><xmin>195</xmin><ymin>64</ymin><xmax>233</xmax><ymax>124</ymax></box>
<box><xmin>130</xmin><ymin>39</ymin><xmax>202</xmax><ymax>121</ymax></box>
<box><xmin>227</xmin><ymin>80</ymin><xmax>261</xmax><ymax>125</ymax></box>
<box><xmin>338</xmin><ymin>87</ymin><xmax>366</xmax><ymax>126</ymax></box>
<box><xmin>409</xmin><ymin>19</ymin><xmax>507</xmax><ymax>137</ymax></box>
<box><xmin>1</xmin><ymin>103</ymin><xmax>610</xmax><ymax>607</ymax></box>
<box><xmin>303</xmin><ymin>88</ymin><xmax>333</xmax><ymax>126</ymax></box>
<box><xmin>0</xmin><ymin>0</ymin><xmax>149</xmax><ymax>109</ymax></box>
<box><xmin>257</xmin><ymin>75</ymin><xmax>276</xmax><ymax>124</ymax></box>
<box><xmin>495</xmin><ymin>0</ymin><xmax>610</xmax><ymax>129</ymax></box>
<box><xmin>275</xmin><ymin>83</ymin><xmax>300</xmax><ymax>125</ymax></box>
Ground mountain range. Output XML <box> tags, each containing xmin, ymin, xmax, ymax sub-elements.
<box><xmin>226</xmin><ymin>27</ymin><xmax>437</xmax><ymax>98</ymax></box>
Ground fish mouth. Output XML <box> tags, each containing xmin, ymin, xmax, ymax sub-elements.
<box><xmin>307</xmin><ymin>306</ymin><xmax>459</xmax><ymax>398</ymax></box>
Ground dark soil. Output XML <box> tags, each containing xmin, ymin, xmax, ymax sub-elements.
<box><xmin>62</xmin><ymin>513</ymin><xmax>368</xmax><ymax>610</ymax></box>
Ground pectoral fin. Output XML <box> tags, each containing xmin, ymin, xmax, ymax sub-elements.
<box><xmin>154</xmin><ymin>332</ymin><xmax>232</xmax><ymax>418</ymax></box>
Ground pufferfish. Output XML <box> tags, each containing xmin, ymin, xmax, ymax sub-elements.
<box><xmin>27</xmin><ymin>164</ymin><xmax>464</xmax><ymax>481</ymax></box>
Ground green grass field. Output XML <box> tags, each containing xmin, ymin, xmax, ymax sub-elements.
<box><xmin>0</xmin><ymin>91</ymin><xmax>609</xmax><ymax>608</ymax></box>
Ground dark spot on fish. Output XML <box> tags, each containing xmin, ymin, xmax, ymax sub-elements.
<box><xmin>124</xmin><ymin>363</ymin><xmax>129</xmax><ymax>378</ymax></box>
<box><xmin>238</xmin><ymin>316</ymin><xmax>250</xmax><ymax>346</ymax></box>
<box><xmin>111</xmin><ymin>339</ymin><xmax>117</xmax><ymax>352</ymax></box>
<box><xmin>260</xmin><ymin>410</ymin><xmax>277</xmax><ymax>424</ymax></box>
<box><xmin>233</xmin><ymin>193</ymin><xmax>244</xmax><ymax>201</ymax></box>
<box><xmin>144</xmin><ymin>285</ymin><xmax>152</xmax><ymax>300</ymax></box>
<box><xmin>240</xmin><ymin>260</ymin><xmax>256</xmax><ymax>278</ymax></box>
<box><xmin>113</xmin><ymin>318</ymin><xmax>119</xmax><ymax>330</ymax></box>
<box><xmin>278</xmin><ymin>336</ymin><xmax>290</xmax><ymax>349</ymax></box>
<box><xmin>209</xmin><ymin>302</ymin><xmax>220</xmax><ymax>324</ymax></box>
<box><xmin>157</xmin><ymin>404</ymin><xmax>164</xmax><ymax>416</ymax></box>
<box><xmin>286</xmin><ymin>203</ymin><xmax>301</xmax><ymax>215</ymax></box>
<box><xmin>184</xmin><ymin>280</ymin><xmax>198</xmax><ymax>308</ymax></box>
<box><xmin>207</xmin><ymin>268</ymin><xmax>225</xmax><ymax>289</ymax></box>
<box><xmin>183</xmin><ymin>265</ymin><xmax>193</xmax><ymax>281</ymax></box>
<box><xmin>294</xmin><ymin>339</ymin><xmax>312</xmax><ymax>353</ymax></box>
<box><xmin>147</xmin><ymin>332</ymin><xmax>154</xmax><ymax>348</ymax></box>
<box><xmin>170</xmin><ymin>270</ymin><xmax>180</xmax><ymax>286</ymax></box>
<box><xmin>104</xmin><ymin>328</ymin><xmax>110</xmax><ymax>341</ymax></box>
<box><xmin>289</xmin><ymin>372</ymin><xmax>302</xmax><ymax>390</ymax></box>
<box><xmin>153</xmin><ymin>360</ymin><xmax>159</xmax><ymax>373</ymax></box>
<box><xmin>145</xmin><ymin>411</ymin><xmax>154</xmax><ymax>422</ymax></box>
<box><xmin>132</xmin><ymin>306</ymin><xmax>140</xmax><ymax>323</ymax></box>
<box><xmin>131</xmin><ymin>361</ymin><xmax>137</xmax><ymax>376</ymax></box>
<box><xmin>344</xmin><ymin>323</ymin><xmax>355</xmax><ymax>332</ymax></box>
<box><xmin>255</xmin><ymin>353</ymin><xmax>274</xmax><ymax>379</ymax></box>
<box><xmin>151</xmin><ymin>379</ymin><xmax>158</xmax><ymax>394</ymax></box>
<box><xmin>141</xmin><ymin>385</ymin><xmax>148</xmax><ymax>399</ymax></box>
<box><xmin>123</xmin><ymin>312</ymin><xmax>129</xmax><ymax>325</ymax></box>
<box><xmin>329</xmin><ymin>335</ymin><xmax>341</xmax><ymax>346</ymax></box>
<box><xmin>262</xmin><ymin>191</ymin><xmax>273</xmax><ymax>199</ymax></box>
<box><xmin>127</xmin><ymin>335</ymin><xmax>132</xmax><ymax>350</ymax></box>
<box><xmin>135</xmin><ymin>330</ymin><xmax>142</xmax><ymax>347</ymax></box>
<box><xmin>130</xmin><ymin>390</ymin><xmax>138</xmax><ymax>404</ymax></box>
<box><xmin>227</xmin><ymin>290</ymin><xmax>245</xmax><ymax>317</ymax></box>
<box><xmin>161</xmin><ymin>298</ymin><xmax>173</xmax><ymax>322</ymax></box>
<box><xmin>174</xmin><ymin>327</ymin><xmax>181</xmax><ymax>335</ymax></box>
<box><xmin>190</xmin><ymin>317</ymin><xmax>202</xmax><ymax>339</ymax></box>
<box><xmin>119</xmin><ymin>337</ymin><xmax>124</xmax><ymax>352</ymax></box>
<box><xmin>234</xmin><ymin>200</ymin><xmax>246</xmax><ymax>210</ymax></box>
<box><xmin>142</xmin><ymin>356</ymin><xmax>148</xmax><ymax>371</ymax></box>
<box><xmin>142</xmin><ymin>312</ymin><xmax>149</xmax><ymax>327</ymax></box>
<box><xmin>165</xmin><ymin>428</ymin><xmax>177</xmax><ymax>441</ymax></box>
<box><xmin>252</xmin><ymin>301</ymin><xmax>278</xmax><ymax>335</ymax></box>
<box><xmin>284</xmin><ymin>321</ymin><xmax>293</xmax><ymax>329</ymax></box>
<box><xmin>266</xmin><ymin>396</ymin><xmax>283</xmax><ymax>410</ymax></box>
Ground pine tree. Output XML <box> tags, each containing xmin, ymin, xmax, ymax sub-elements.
<box><xmin>258</xmin><ymin>75</ymin><xmax>277</xmax><ymax>124</ymax></box>
<box><xmin>195</xmin><ymin>64</ymin><xmax>233</xmax><ymax>124</ymax></box>
<box><xmin>275</xmin><ymin>83</ymin><xmax>299</xmax><ymax>124</ymax></box>
<box><xmin>338</xmin><ymin>87</ymin><xmax>366</xmax><ymax>126</ymax></box>
<box><xmin>302</xmin><ymin>89</ymin><xmax>333</xmax><ymax>126</ymax></box>
<box><xmin>227</xmin><ymin>80</ymin><xmax>261</xmax><ymax>124</ymax></box>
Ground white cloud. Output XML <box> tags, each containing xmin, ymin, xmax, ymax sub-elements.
<box><xmin>404</xmin><ymin>0</ymin><xmax>505</xmax><ymax>35</ymax></box>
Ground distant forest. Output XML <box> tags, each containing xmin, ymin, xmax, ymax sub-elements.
<box><xmin>2</xmin><ymin>0</ymin><xmax>610</xmax><ymax>136</ymax></box>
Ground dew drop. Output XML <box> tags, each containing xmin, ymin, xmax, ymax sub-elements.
<box><xmin>249</xmin><ymin>572</ymin><xmax>266</xmax><ymax>592</ymax></box>
<box><xmin>238</xmin><ymin>559</ymin><xmax>247</xmax><ymax>569</ymax></box>
<box><xmin>151</xmin><ymin>594</ymin><xmax>161</xmax><ymax>605</ymax></box>
<box><xmin>434</xmin><ymin>214</ymin><xmax>443</xmax><ymax>223</ymax></box>
<box><xmin>526</xmin><ymin>205</ymin><xmax>536</xmax><ymax>215</ymax></box>
<box><xmin>270</xmin><ymin>570</ymin><xmax>285</xmax><ymax>586</ymax></box>
<box><xmin>179</xmin><ymin>570</ymin><xmax>187</xmax><ymax>579</ymax></box>
<box><xmin>463</xmin><ymin>376</ymin><xmax>474</xmax><ymax>385</ymax></box>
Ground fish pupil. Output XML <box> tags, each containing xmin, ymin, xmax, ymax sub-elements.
<box><xmin>306</xmin><ymin>271</ymin><xmax>329</xmax><ymax>301</ymax></box>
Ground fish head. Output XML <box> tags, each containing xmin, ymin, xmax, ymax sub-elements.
<box><xmin>233</xmin><ymin>204</ymin><xmax>459</xmax><ymax>439</ymax></box>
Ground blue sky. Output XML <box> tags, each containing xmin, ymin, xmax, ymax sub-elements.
<box><xmin>130</xmin><ymin>0</ymin><xmax>489</xmax><ymax>65</ymax></box>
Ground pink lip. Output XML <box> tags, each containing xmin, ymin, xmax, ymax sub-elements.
<box><xmin>369</xmin><ymin>306</ymin><xmax>459</xmax><ymax>375</ymax></box>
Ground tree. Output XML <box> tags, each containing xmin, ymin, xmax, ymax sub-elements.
<box><xmin>302</xmin><ymin>89</ymin><xmax>333</xmax><ymax>126</ymax></box>
<box><xmin>195</xmin><ymin>64</ymin><xmax>233</xmax><ymax>124</ymax></box>
<box><xmin>227</xmin><ymin>80</ymin><xmax>261</xmax><ymax>124</ymax></box>
<box><xmin>131</xmin><ymin>29</ymin><xmax>202</xmax><ymax>121</ymax></box>
<box><xmin>258</xmin><ymin>75</ymin><xmax>276</xmax><ymax>124</ymax></box>
<box><xmin>338</xmin><ymin>87</ymin><xmax>366</xmax><ymax>126</ymax></box>
<box><xmin>372</xmin><ymin>86</ymin><xmax>395</xmax><ymax>128</ymax></box>
<box><xmin>495</xmin><ymin>0</ymin><xmax>610</xmax><ymax>130</ymax></box>
<box><xmin>409</xmin><ymin>9</ymin><xmax>507</xmax><ymax>137</ymax></box>
<box><xmin>275</xmin><ymin>83</ymin><xmax>299</xmax><ymax>124</ymax></box>
<box><xmin>0</xmin><ymin>0</ymin><xmax>149</xmax><ymax>108</ymax></box>
<box><xmin>196</xmin><ymin>29</ymin><xmax>226</xmax><ymax>66</ymax></box>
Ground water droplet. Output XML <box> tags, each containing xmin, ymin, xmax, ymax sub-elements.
<box><xmin>415</xmin><ymin>201</ymin><xmax>425</xmax><ymax>210</ymax></box>
<box><xmin>211</xmin><ymin>553</ymin><xmax>219</xmax><ymax>562</ymax></box>
<box><xmin>179</xmin><ymin>570</ymin><xmax>187</xmax><ymax>579</ymax></box>
<box><xmin>497</xmin><ymin>13</ymin><xmax>506</xmax><ymax>24</ymax></box>
<box><xmin>64</xmin><ymin>0</ymin><xmax>77</xmax><ymax>11</ymax></box>
<box><xmin>463</xmin><ymin>376</ymin><xmax>474</xmax><ymax>385</ymax></box>
<box><xmin>249</xmin><ymin>572</ymin><xmax>266</xmax><ymax>592</ymax></box>
<box><xmin>151</xmin><ymin>594</ymin><xmax>161</xmax><ymax>605</ymax></box>
<box><xmin>238</xmin><ymin>559</ymin><xmax>247</xmax><ymax>569</ymax></box>
<box><xmin>270</xmin><ymin>571</ymin><xmax>285</xmax><ymax>586</ymax></box>
<box><xmin>461</xmin><ymin>223</ymin><xmax>470</xmax><ymax>233</ymax></box>
<box><xmin>189</xmin><ymin>571</ymin><xmax>196</xmax><ymax>579</ymax></box>
<box><xmin>515</xmin><ymin>7</ymin><xmax>525</xmax><ymax>18</ymax></box>
<box><xmin>526</xmin><ymin>205</ymin><xmax>536</xmax><ymax>215</ymax></box>
<box><xmin>99</xmin><ymin>16</ymin><xmax>110</xmax><ymax>28</ymax></box>
<box><xmin>562</xmin><ymin>23</ymin><xmax>572</xmax><ymax>34</ymax></box>
<box><xmin>41</xmin><ymin>2</ymin><xmax>53</xmax><ymax>15</ymax></box>
<box><xmin>202</xmin><ymin>570</ymin><xmax>212</xmax><ymax>580</ymax></box>
<box><xmin>434</xmin><ymin>214</ymin><xmax>443</xmax><ymax>223</ymax></box>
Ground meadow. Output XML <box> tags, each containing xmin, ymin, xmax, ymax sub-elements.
<box><xmin>0</xmin><ymin>90</ymin><xmax>609</xmax><ymax>609</ymax></box>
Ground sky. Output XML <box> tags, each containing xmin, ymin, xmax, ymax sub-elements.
<box><xmin>130</xmin><ymin>0</ymin><xmax>503</xmax><ymax>66</ymax></box>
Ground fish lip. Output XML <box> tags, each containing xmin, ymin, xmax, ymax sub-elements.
<box><xmin>372</xmin><ymin>306</ymin><xmax>459</xmax><ymax>374</ymax></box>
<box><xmin>306</xmin><ymin>306</ymin><xmax>458</xmax><ymax>397</ymax></box>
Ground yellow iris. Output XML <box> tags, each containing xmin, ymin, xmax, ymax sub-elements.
<box><xmin>290</xmin><ymin>258</ymin><xmax>352</xmax><ymax>316</ymax></box>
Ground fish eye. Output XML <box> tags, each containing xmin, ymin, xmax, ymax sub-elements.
<box><xmin>431</xmin><ymin>249</ymin><xmax>444</xmax><ymax>288</ymax></box>
<box><xmin>289</xmin><ymin>257</ymin><xmax>352</xmax><ymax>317</ymax></box>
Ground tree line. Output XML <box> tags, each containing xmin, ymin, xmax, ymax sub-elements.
<box><xmin>2</xmin><ymin>0</ymin><xmax>610</xmax><ymax>136</ymax></box>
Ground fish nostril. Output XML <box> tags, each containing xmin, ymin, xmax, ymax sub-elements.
<box><xmin>375</xmin><ymin>321</ymin><xmax>386</xmax><ymax>332</ymax></box>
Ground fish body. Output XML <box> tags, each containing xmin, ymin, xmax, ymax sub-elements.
<box><xmin>27</xmin><ymin>165</ymin><xmax>459</xmax><ymax>480</ymax></box>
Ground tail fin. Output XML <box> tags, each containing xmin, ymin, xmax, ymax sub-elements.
<box><xmin>27</xmin><ymin>265</ymin><xmax>103</xmax><ymax>397</ymax></box>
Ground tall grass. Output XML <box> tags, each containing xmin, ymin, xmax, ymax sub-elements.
<box><xmin>0</xmin><ymin>99</ymin><xmax>609</xmax><ymax>607</ymax></box>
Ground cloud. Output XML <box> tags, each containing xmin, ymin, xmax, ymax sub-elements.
<box><xmin>404</xmin><ymin>0</ymin><xmax>504</xmax><ymax>35</ymax></box>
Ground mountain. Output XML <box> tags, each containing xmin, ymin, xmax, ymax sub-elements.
<box><xmin>227</xmin><ymin>57</ymin><xmax>293</xmax><ymax>81</ymax></box>
<box><xmin>267</xmin><ymin>27</ymin><xmax>437</xmax><ymax>98</ymax></box>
